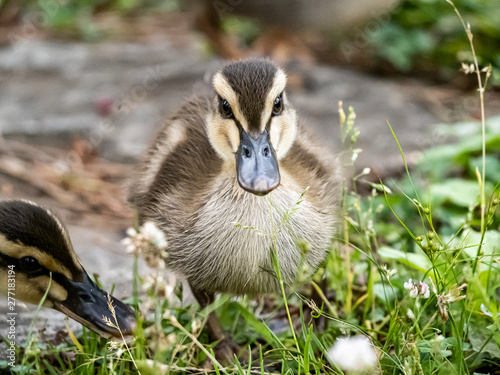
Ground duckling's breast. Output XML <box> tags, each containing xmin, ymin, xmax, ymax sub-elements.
<box><xmin>167</xmin><ymin>169</ymin><xmax>336</xmax><ymax>295</ymax></box>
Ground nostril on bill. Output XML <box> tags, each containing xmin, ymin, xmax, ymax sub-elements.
<box><xmin>263</xmin><ymin>146</ymin><xmax>269</xmax><ymax>157</ymax></box>
<box><xmin>79</xmin><ymin>293</ymin><xmax>92</xmax><ymax>303</ymax></box>
<box><xmin>122</xmin><ymin>314</ymin><xmax>137</xmax><ymax>335</ymax></box>
<box><xmin>243</xmin><ymin>146</ymin><xmax>251</xmax><ymax>158</ymax></box>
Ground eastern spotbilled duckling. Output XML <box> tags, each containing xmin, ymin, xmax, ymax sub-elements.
<box><xmin>0</xmin><ymin>200</ymin><xmax>136</xmax><ymax>337</ymax></box>
<box><xmin>128</xmin><ymin>59</ymin><xmax>339</xmax><ymax>357</ymax></box>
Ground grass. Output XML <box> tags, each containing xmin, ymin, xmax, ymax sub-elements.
<box><xmin>1</xmin><ymin>3</ymin><xmax>499</xmax><ymax>375</ymax></box>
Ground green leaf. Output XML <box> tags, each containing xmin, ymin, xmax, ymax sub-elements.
<box><xmin>461</xmin><ymin>229</ymin><xmax>500</xmax><ymax>258</ymax></box>
<box><xmin>234</xmin><ymin>304</ymin><xmax>281</xmax><ymax>346</ymax></box>
<box><xmin>373</xmin><ymin>283</ymin><xmax>397</xmax><ymax>304</ymax></box>
<box><xmin>468</xmin><ymin>316</ymin><xmax>500</xmax><ymax>359</ymax></box>
<box><xmin>429</xmin><ymin>179</ymin><xmax>481</xmax><ymax>207</ymax></box>
<box><xmin>469</xmin><ymin>155</ymin><xmax>500</xmax><ymax>183</ymax></box>
<box><xmin>378</xmin><ymin>246</ymin><xmax>432</xmax><ymax>273</ymax></box>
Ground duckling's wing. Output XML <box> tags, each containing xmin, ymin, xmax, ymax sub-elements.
<box><xmin>280</xmin><ymin>123</ymin><xmax>341</xmax><ymax>213</ymax></box>
<box><xmin>127</xmin><ymin>96</ymin><xmax>223</xmax><ymax>221</ymax></box>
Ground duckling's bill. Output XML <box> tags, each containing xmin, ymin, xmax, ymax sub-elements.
<box><xmin>236</xmin><ymin>128</ymin><xmax>280</xmax><ymax>195</ymax></box>
<box><xmin>53</xmin><ymin>270</ymin><xmax>136</xmax><ymax>338</ymax></box>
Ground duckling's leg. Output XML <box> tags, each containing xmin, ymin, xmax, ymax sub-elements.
<box><xmin>190</xmin><ymin>285</ymin><xmax>236</xmax><ymax>362</ymax></box>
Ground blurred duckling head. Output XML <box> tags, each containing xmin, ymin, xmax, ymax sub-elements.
<box><xmin>207</xmin><ymin>59</ymin><xmax>297</xmax><ymax>195</ymax></box>
<box><xmin>0</xmin><ymin>200</ymin><xmax>135</xmax><ymax>337</ymax></box>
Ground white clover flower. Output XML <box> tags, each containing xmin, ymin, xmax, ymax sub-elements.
<box><xmin>165</xmin><ymin>284</ymin><xmax>174</xmax><ymax>300</ymax></box>
<box><xmin>142</xmin><ymin>274</ymin><xmax>171</xmax><ymax>297</ymax></box>
<box><xmin>420</xmin><ymin>282</ymin><xmax>430</xmax><ymax>298</ymax></box>
<box><xmin>141</xmin><ymin>221</ymin><xmax>168</xmax><ymax>251</ymax></box>
<box><xmin>165</xmin><ymin>333</ymin><xmax>177</xmax><ymax>344</ymax></box>
<box><xmin>327</xmin><ymin>336</ymin><xmax>377</xmax><ymax>372</ymax></box>
<box><xmin>404</xmin><ymin>278</ymin><xmax>413</xmax><ymax>290</ymax></box>
<box><xmin>141</xmin><ymin>222</ymin><xmax>166</xmax><ymax>246</ymax></box>
<box><xmin>126</xmin><ymin>227</ymin><xmax>137</xmax><ymax>237</ymax></box>
<box><xmin>407</xmin><ymin>308</ymin><xmax>415</xmax><ymax>320</ymax></box>
<box><xmin>404</xmin><ymin>279</ymin><xmax>430</xmax><ymax>299</ymax></box>
<box><xmin>142</xmin><ymin>274</ymin><xmax>160</xmax><ymax>292</ymax></box>
<box><xmin>152</xmin><ymin>235</ymin><xmax>168</xmax><ymax>250</ymax></box>
<box><xmin>121</xmin><ymin>237</ymin><xmax>135</xmax><ymax>253</ymax></box>
<box><xmin>121</xmin><ymin>221</ymin><xmax>168</xmax><ymax>269</ymax></box>
<box><xmin>381</xmin><ymin>264</ymin><xmax>397</xmax><ymax>280</ymax></box>
<box><xmin>435</xmin><ymin>283</ymin><xmax>467</xmax><ymax>322</ymax></box>
<box><xmin>191</xmin><ymin>318</ymin><xmax>203</xmax><ymax>333</ymax></box>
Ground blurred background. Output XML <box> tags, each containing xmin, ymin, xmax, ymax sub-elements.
<box><xmin>0</xmin><ymin>0</ymin><xmax>499</xmax><ymax>339</ymax></box>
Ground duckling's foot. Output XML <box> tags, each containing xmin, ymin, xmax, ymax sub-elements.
<box><xmin>206</xmin><ymin>309</ymin><xmax>239</xmax><ymax>362</ymax></box>
<box><xmin>201</xmin><ymin>338</ymin><xmax>238</xmax><ymax>371</ymax></box>
<box><xmin>213</xmin><ymin>337</ymin><xmax>238</xmax><ymax>363</ymax></box>
<box><xmin>191</xmin><ymin>286</ymin><xmax>239</xmax><ymax>362</ymax></box>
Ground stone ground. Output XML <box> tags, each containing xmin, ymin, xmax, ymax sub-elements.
<box><xmin>0</xmin><ymin>30</ymin><xmax>494</xmax><ymax>341</ymax></box>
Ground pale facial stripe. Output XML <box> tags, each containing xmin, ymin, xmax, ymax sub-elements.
<box><xmin>0</xmin><ymin>271</ymin><xmax>67</xmax><ymax>305</ymax></box>
<box><xmin>0</xmin><ymin>234</ymin><xmax>74</xmax><ymax>280</ymax></box>
<box><xmin>261</xmin><ymin>68</ymin><xmax>287</xmax><ymax>132</ymax></box>
<box><xmin>212</xmin><ymin>72</ymin><xmax>249</xmax><ymax>132</ymax></box>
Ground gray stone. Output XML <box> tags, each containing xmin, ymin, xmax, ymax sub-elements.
<box><xmin>0</xmin><ymin>38</ymin><xmax>440</xmax><ymax>171</ymax></box>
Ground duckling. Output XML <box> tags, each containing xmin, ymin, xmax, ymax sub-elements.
<box><xmin>0</xmin><ymin>199</ymin><xmax>135</xmax><ymax>338</ymax></box>
<box><xmin>128</xmin><ymin>59</ymin><xmax>339</xmax><ymax>355</ymax></box>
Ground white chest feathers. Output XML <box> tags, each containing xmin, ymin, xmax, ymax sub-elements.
<box><xmin>169</xmin><ymin>173</ymin><xmax>336</xmax><ymax>295</ymax></box>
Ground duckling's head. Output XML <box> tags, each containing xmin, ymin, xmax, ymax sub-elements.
<box><xmin>207</xmin><ymin>59</ymin><xmax>297</xmax><ymax>195</ymax></box>
<box><xmin>0</xmin><ymin>200</ymin><xmax>135</xmax><ymax>337</ymax></box>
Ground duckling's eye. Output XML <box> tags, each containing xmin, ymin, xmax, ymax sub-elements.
<box><xmin>20</xmin><ymin>256</ymin><xmax>42</xmax><ymax>274</ymax></box>
<box><xmin>272</xmin><ymin>94</ymin><xmax>283</xmax><ymax>116</ymax></box>
<box><xmin>220</xmin><ymin>98</ymin><xmax>234</xmax><ymax>119</ymax></box>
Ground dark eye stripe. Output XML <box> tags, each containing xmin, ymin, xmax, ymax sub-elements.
<box><xmin>20</xmin><ymin>256</ymin><xmax>42</xmax><ymax>274</ymax></box>
<box><xmin>1</xmin><ymin>252</ymin><xmax>75</xmax><ymax>290</ymax></box>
